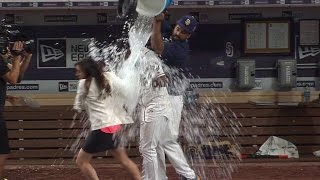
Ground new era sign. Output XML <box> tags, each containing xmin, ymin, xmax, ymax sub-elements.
<box><xmin>97</xmin><ymin>13</ymin><xmax>108</xmax><ymax>23</ymax></box>
<box><xmin>40</xmin><ymin>45</ymin><xmax>64</xmax><ymax>62</ymax></box>
<box><xmin>59</xmin><ymin>81</ymin><xmax>78</xmax><ymax>92</ymax></box>
<box><xmin>37</xmin><ymin>38</ymin><xmax>89</xmax><ymax>68</ymax></box>
<box><xmin>37</xmin><ymin>38</ymin><xmax>66</xmax><ymax>68</ymax></box>
<box><xmin>59</xmin><ymin>82</ymin><xmax>69</xmax><ymax>92</ymax></box>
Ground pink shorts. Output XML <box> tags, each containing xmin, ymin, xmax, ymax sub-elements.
<box><xmin>100</xmin><ymin>124</ymin><xmax>121</xmax><ymax>134</ymax></box>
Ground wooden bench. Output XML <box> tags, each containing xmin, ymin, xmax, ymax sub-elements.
<box><xmin>3</xmin><ymin>103</ymin><xmax>320</xmax><ymax>163</ymax></box>
<box><xmin>223</xmin><ymin>103</ymin><xmax>320</xmax><ymax>158</ymax></box>
<box><xmin>4</xmin><ymin>105</ymin><xmax>141</xmax><ymax>163</ymax></box>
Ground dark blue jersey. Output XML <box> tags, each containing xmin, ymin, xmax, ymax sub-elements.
<box><xmin>161</xmin><ymin>38</ymin><xmax>190</xmax><ymax>95</ymax></box>
<box><xmin>162</xmin><ymin>38</ymin><xmax>190</xmax><ymax>68</ymax></box>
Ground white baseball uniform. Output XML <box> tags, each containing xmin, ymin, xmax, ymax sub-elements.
<box><xmin>137</xmin><ymin>48</ymin><xmax>195</xmax><ymax>180</ymax></box>
<box><xmin>137</xmin><ymin>47</ymin><xmax>170</xmax><ymax>180</ymax></box>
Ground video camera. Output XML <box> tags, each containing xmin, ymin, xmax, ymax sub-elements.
<box><xmin>0</xmin><ymin>19</ymin><xmax>34</xmax><ymax>55</ymax></box>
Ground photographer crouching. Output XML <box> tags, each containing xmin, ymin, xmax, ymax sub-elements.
<box><xmin>0</xmin><ymin>35</ymin><xmax>33</xmax><ymax>178</ymax></box>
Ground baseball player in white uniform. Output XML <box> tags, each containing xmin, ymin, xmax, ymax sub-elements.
<box><xmin>132</xmin><ymin>47</ymin><xmax>196</xmax><ymax>180</ymax></box>
<box><xmin>119</xmin><ymin>18</ymin><xmax>198</xmax><ymax>179</ymax></box>
<box><xmin>136</xmin><ymin>47</ymin><xmax>172</xmax><ymax>180</ymax></box>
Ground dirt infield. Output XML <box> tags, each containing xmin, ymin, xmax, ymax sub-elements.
<box><xmin>4</xmin><ymin>161</ymin><xmax>320</xmax><ymax>180</ymax></box>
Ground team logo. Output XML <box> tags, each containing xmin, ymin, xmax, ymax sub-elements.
<box><xmin>40</xmin><ymin>45</ymin><xmax>64</xmax><ymax>62</ymax></box>
<box><xmin>185</xmin><ymin>19</ymin><xmax>191</xmax><ymax>26</ymax></box>
<box><xmin>225</xmin><ymin>42</ymin><xmax>234</xmax><ymax>57</ymax></box>
<box><xmin>58</xmin><ymin>82</ymin><xmax>69</xmax><ymax>92</ymax></box>
<box><xmin>298</xmin><ymin>46</ymin><xmax>320</xmax><ymax>59</ymax></box>
<box><xmin>38</xmin><ymin>39</ymin><xmax>66</xmax><ymax>68</ymax></box>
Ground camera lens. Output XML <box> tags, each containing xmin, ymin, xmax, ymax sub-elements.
<box><xmin>24</xmin><ymin>40</ymin><xmax>35</xmax><ymax>53</ymax></box>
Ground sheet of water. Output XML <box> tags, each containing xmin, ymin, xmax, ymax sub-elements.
<box><xmin>51</xmin><ymin>14</ymin><xmax>242</xmax><ymax>180</ymax></box>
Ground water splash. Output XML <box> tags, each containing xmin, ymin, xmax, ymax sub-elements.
<box><xmin>66</xmin><ymin>14</ymin><xmax>243</xmax><ymax>180</ymax></box>
<box><xmin>179</xmin><ymin>89</ymin><xmax>242</xmax><ymax>179</ymax></box>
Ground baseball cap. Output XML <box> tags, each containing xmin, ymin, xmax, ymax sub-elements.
<box><xmin>176</xmin><ymin>15</ymin><xmax>198</xmax><ymax>34</ymax></box>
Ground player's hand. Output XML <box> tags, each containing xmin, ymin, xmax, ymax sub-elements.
<box><xmin>153</xmin><ymin>75</ymin><xmax>168</xmax><ymax>87</ymax></box>
<box><xmin>154</xmin><ymin>13</ymin><xmax>165</xmax><ymax>22</ymax></box>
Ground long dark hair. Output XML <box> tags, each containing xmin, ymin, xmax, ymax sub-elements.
<box><xmin>75</xmin><ymin>58</ymin><xmax>111</xmax><ymax>98</ymax></box>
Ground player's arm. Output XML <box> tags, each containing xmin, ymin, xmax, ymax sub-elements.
<box><xmin>151</xmin><ymin>13</ymin><xmax>165</xmax><ymax>55</ymax></box>
<box><xmin>151</xmin><ymin>56</ymin><xmax>168</xmax><ymax>87</ymax></box>
<box><xmin>151</xmin><ymin>16</ymin><xmax>182</xmax><ymax>63</ymax></box>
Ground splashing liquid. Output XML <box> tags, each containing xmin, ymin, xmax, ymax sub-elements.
<box><xmin>68</xmin><ymin>14</ymin><xmax>242</xmax><ymax>179</ymax></box>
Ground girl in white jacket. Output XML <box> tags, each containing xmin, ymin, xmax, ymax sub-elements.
<box><xmin>73</xmin><ymin>58</ymin><xmax>140</xmax><ymax>180</ymax></box>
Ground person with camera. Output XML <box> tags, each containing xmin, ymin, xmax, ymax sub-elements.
<box><xmin>0</xmin><ymin>41</ymin><xmax>32</xmax><ymax>179</ymax></box>
<box><xmin>5</xmin><ymin>46</ymin><xmax>33</xmax><ymax>105</ymax></box>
